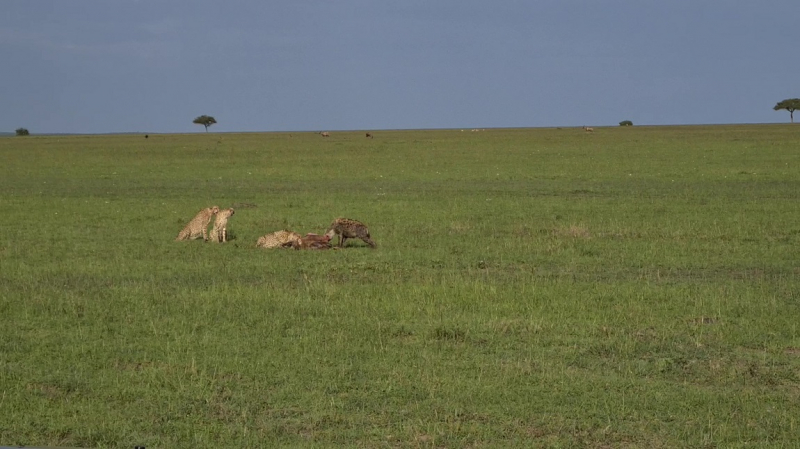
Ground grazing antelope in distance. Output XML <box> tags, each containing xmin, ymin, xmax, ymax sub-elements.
<box><xmin>583</xmin><ymin>126</ymin><xmax>594</xmax><ymax>133</ymax></box>
<box><xmin>366</xmin><ymin>132</ymin><xmax>373</xmax><ymax>139</ymax></box>
<box><xmin>319</xmin><ymin>131</ymin><xmax>330</xmax><ymax>137</ymax></box>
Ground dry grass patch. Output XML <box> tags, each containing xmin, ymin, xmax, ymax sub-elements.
<box><xmin>553</xmin><ymin>224</ymin><xmax>592</xmax><ymax>239</ymax></box>
<box><xmin>448</xmin><ymin>221</ymin><xmax>471</xmax><ymax>234</ymax></box>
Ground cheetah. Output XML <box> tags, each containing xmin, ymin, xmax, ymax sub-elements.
<box><xmin>255</xmin><ymin>230</ymin><xmax>302</xmax><ymax>249</ymax></box>
<box><xmin>325</xmin><ymin>218</ymin><xmax>376</xmax><ymax>248</ymax></box>
<box><xmin>209</xmin><ymin>208</ymin><xmax>235</xmax><ymax>243</ymax></box>
<box><xmin>175</xmin><ymin>206</ymin><xmax>219</xmax><ymax>241</ymax></box>
<box><xmin>292</xmin><ymin>233</ymin><xmax>333</xmax><ymax>250</ymax></box>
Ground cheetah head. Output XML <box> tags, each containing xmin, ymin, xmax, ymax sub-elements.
<box><xmin>210</xmin><ymin>206</ymin><xmax>220</xmax><ymax>214</ymax></box>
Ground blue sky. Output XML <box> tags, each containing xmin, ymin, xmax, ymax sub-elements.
<box><xmin>2</xmin><ymin>1</ymin><xmax>799</xmax><ymax>134</ymax></box>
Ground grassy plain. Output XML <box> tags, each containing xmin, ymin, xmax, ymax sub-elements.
<box><xmin>0</xmin><ymin>125</ymin><xmax>799</xmax><ymax>447</ymax></box>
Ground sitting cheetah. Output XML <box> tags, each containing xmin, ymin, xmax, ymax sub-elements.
<box><xmin>255</xmin><ymin>230</ymin><xmax>302</xmax><ymax>249</ymax></box>
<box><xmin>325</xmin><ymin>218</ymin><xmax>376</xmax><ymax>248</ymax></box>
<box><xmin>292</xmin><ymin>233</ymin><xmax>333</xmax><ymax>250</ymax></box>
<box><xmin>209</xmin><ymin>208</ymin><xmax>235</xmax><ymax>243</ymax></box>
<box><xmin>175</xmin><ymin>206</ymin><xmax>219</xmax><ymax>241</ymax></box>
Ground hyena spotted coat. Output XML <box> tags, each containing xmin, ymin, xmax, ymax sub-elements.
<box><xmin>325</xmin><ymin>218</ymin><xmax>376</xmax><ymax>248</ymax></box>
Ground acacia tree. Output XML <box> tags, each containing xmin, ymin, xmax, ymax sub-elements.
<box><xmin>193</xmin><ymin>115</ymin><xmax>217</xmax><ymax>132</ymax></box>
<box><xmin>773</xmin><ymin>99</ymin><xmax>800</xmax><ymax>123</ymax></box>
<box><xmin>15</xmin><ymin>128</ymin><xmax>30</xmax><ymax>136</ymax></box>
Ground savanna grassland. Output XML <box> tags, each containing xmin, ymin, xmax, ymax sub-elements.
<box><xmin>0</xmin><ymin>125</ymin><xmax>798</xmax><ymax>448</ymax></box>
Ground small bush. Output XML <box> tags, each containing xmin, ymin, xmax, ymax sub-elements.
<box><xmin>15</xmin><ymin>128</ymin><xmax>30</xmax><ymax>136</ymax></box>
<box><xmin>619</xmin><ymin>120</ymin><xmax>633</xmax><ymax>127</ymax></box>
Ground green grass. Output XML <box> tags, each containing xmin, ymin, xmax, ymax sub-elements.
<box><xmin>1</xmin><ymin>125</ymin><xmax>799</xmax><ymax>447</ymax></box>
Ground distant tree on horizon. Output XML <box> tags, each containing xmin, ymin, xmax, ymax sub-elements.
<box><xmin>773</xmin><ymin>99</ymin><xmax>800</xmax><ymax>123</ymax></box>
<box><xmin>193</xmin><ymin>115</ymin><xmax>217</xmax><ymax>132</ymax></box>
<box><xmin>619</xmin><ymin>120</ymin><xmax>633</xmax><ymax>127</ymax></box>
<box><xmin>15</xmin><ymin>127</ymin><xmax>29</xmax><ymax>136</ymax></box>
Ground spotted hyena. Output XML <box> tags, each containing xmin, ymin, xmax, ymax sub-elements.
<box><xmin>292</xmin><ymin>233</ymin><xmax>332</xmax><ymax>250</ymax></box>
<box><xmin>255</xmin><ymin>230</ymin><xmax>302</xmax><ymax>249</ymax></box>
<box><xmin>175</xmin><ymin>206</ymin><xmax>219</xmax><ymax>241</ymax></box>
<box><xmin>209</xmin><ymin>208</ymin><xmax>235</xmax><ymax>243</ymax></box>
<box><xmin>325</xmin><ymin>218</ymin><xmax>376</xmax><ymax>248</ymax></box>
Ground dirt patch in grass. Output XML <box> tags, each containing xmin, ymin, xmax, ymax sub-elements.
<box><xmin>553</xmin><ymin>224</ymin><xmax>591</xmax><ymax>239</ymax></box>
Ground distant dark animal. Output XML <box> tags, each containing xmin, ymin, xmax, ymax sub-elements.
<box><xmin>325</xmin><ymin>218</ymin><xmax>376</xmax><ymax>248</ymax></box>
<box><xmin>366</xmin><ymin>133</ymin><xmax>373</xmax><ymax>139</ymax></box>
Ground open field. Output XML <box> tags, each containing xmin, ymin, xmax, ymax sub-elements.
<box><xmin>1</xmin><ymin>125</ymin><xmax>799</xmax><ymax>447</ymax></box>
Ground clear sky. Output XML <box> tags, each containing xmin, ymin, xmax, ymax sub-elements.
<box><xmin>2</xmin><ymin>1</ymin><xmax>799</xmax><ymax>134</ymax></box>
